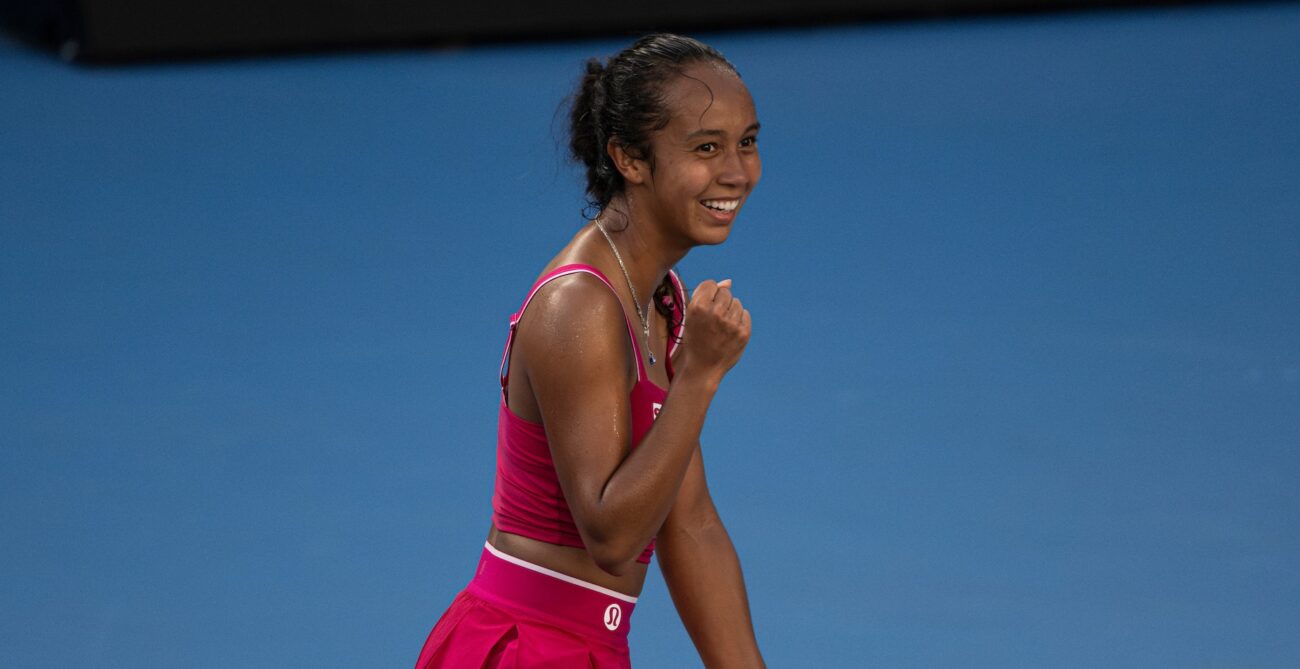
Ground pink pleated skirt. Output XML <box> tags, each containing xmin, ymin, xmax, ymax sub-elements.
<box><xmin>414</xmin><ymin>542</ymin><xmax>636</xmax><ymax>668</ymax></box>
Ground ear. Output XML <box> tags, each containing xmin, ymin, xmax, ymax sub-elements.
<box><xmin>607</xmin><ymin>139</ymin><xmax>648</xmax><ymax>186</ymax></box>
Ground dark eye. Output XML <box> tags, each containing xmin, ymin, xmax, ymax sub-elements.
<box><xmin>740</xmin><ymin>136</ymin><xmax>758</xmax><ymax>149</ymax></box>
<box><xmin>696</xmin><ymin>142</ymin><xmax>717</xmax><ymax>153</ymax></box>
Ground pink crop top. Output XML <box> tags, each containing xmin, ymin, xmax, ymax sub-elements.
<box><xmin>493</xmin><ymin>264</ymin><xmax>685</xmax><ymax>564</ymax></box>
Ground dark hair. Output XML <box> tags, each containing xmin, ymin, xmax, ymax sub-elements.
<box><xmin>569</xmin><ymin>33</ymin><xmax>737</xmax><ymax>214</ymax></box>
<box><xmin>568</xmin><ymin>33</ymin><xmax>738</xmax><ymax>327</ymax></box>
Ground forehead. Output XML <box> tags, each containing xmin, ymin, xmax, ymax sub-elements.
<box><xmin>657</xmin><ymin>62</ymin><xmax>756</xmax><ymax>135</ymax></box>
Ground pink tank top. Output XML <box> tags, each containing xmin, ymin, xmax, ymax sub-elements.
<box><xmin>493</xmin><ymin>264</ymin><xmax>685</xmax><ymax>564</ymax></box>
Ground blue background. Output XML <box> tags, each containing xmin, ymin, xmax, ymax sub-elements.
<box><xmin>2</xmin><ymin>3</ymin><xmax>1298</xmax><ymax>667</ymax></box>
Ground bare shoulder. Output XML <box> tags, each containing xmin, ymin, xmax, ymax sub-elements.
<box><xmin>514</xmin><ymin>272</ymin><xmax>632</xmax><ymax>391</ymax></box>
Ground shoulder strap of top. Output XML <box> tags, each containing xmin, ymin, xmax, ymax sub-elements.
<box><xmin>499</xmin><ymin>264</ymin><xmax>645</xmax><ymax>399</ymax></box>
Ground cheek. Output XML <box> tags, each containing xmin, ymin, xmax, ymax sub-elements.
<box><xmin>665</xmin><ymin>162</ymin><xmax>713</xmax><ymax>198</ymax></box>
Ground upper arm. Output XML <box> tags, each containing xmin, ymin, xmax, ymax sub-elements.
<box><xmin>514</xmin><ymin>275</ymin><xmax>636</xmax><ymax>543</ymax></box>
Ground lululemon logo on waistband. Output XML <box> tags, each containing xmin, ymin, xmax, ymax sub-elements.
<box><xmin>604</xmin><ymin>603</ymin><xmax>622</xmax><ymax>631</ymax></box>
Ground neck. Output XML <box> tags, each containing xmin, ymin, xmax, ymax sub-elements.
<box><xmin>595</xmin><ymin>193</ymin><xmax>687</xmax><ymax>301</ymax></box>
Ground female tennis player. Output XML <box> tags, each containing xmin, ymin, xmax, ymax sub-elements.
<box><xmin>414</xmin><ymin>33</ymin><xmax>765</xmax><ymax>668</ymax></box>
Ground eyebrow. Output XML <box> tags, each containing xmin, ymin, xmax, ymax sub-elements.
<box><xmin>684</xmin><ymin>122</ymin><xmax>761</xmax><ymax>141</ymax></box>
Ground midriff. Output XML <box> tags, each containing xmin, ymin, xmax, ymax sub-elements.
<box><xmin>487</xmin><ymin>525</ymin><xmax>649</xmax><ymax>597</ymax></box>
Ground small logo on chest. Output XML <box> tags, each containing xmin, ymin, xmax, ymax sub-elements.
<box><xmin>652</xmin><ymin>402</ymin><xmax>662</xmax><ymax>420</ymax></box>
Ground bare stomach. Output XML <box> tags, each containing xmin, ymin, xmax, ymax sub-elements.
<box><xmin>487</xmin><ymin>525</ymin><xmax>649</xmax><ymax>597</ymax></box>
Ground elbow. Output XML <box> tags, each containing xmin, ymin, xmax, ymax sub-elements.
<box><xmin>576</xmin><ymin>502</ymin><xmax>652</xmax><ymax>575</ymax></box>
<box><xmin>593</xmin><ymin>553</ymin><xmax>632</xmax><ymax>577</ymax></box>
<box><xmin>585</xmin><ymin>533</ymin><xmax>644</xmax><ymax>577</ymax></box>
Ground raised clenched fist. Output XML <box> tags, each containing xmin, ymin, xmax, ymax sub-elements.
<box><xmin>673</xmin><ymin>279</ymin><xmax>751</xmax><ymax>383</ymax></box>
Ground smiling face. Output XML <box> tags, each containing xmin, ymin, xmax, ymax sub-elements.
<box><xmin>625</xmin><ymin>62</ymin><xmax>762</xmax><ymax>248</ymax></box>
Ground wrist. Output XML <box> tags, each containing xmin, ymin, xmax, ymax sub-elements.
<box><xmin>670</xmin><ymin>364</ymin><xmax>723</xmax><ymax>396</ymax></box>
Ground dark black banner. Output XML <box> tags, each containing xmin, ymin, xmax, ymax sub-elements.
<box><xmin>2</xmin><ymin>0</ymin><xmax>1224</xmax><ymax>61</ymax></box>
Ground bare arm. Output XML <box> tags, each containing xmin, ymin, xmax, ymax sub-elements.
<box><xmin>658</xmin><ymin>444</ymin><xmax>765</xmax><ymax>668</ymax></box>
<box><xmin>516</xmin><ymin>276</ymin><xmax>748</xmax><ymax>575</ymax></box>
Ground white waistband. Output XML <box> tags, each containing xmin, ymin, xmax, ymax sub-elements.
<box><xmin>483</xmin><ymin>541</ymin><xmax>638</xmax><ymax>604</ymax></box>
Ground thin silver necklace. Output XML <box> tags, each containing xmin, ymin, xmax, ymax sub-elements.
<box><xmin>595</xmin><ymin>220</ymin><xmax>655</xmax><ymax>366</ymax></box>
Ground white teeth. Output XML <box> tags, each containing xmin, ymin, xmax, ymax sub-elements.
<box><xmin>701</xmin><ymin>199</ymin><xmax>739</xmax><ymax>212</ymax></box>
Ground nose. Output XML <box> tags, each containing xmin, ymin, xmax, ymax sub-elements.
<box><xmin>716</xmin><ymin>148</ymin><xmax>751</xmax><ymax>189</ymax></box>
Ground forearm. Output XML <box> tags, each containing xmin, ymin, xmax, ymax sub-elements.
<box><xmin>659</xmin><ymin>512</ymin><xmax>765</xmax><ymax>668</ymax></box>
<box><xmin>585</xmin><ymin>372</ymin><xmax>720</xmax><ymax>568</ymax></box>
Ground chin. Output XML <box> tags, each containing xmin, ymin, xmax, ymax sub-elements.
<box><xmin>693</xmin><ymin>221</ymin><xmax>735</xmax><ymax>246</ymax></box>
